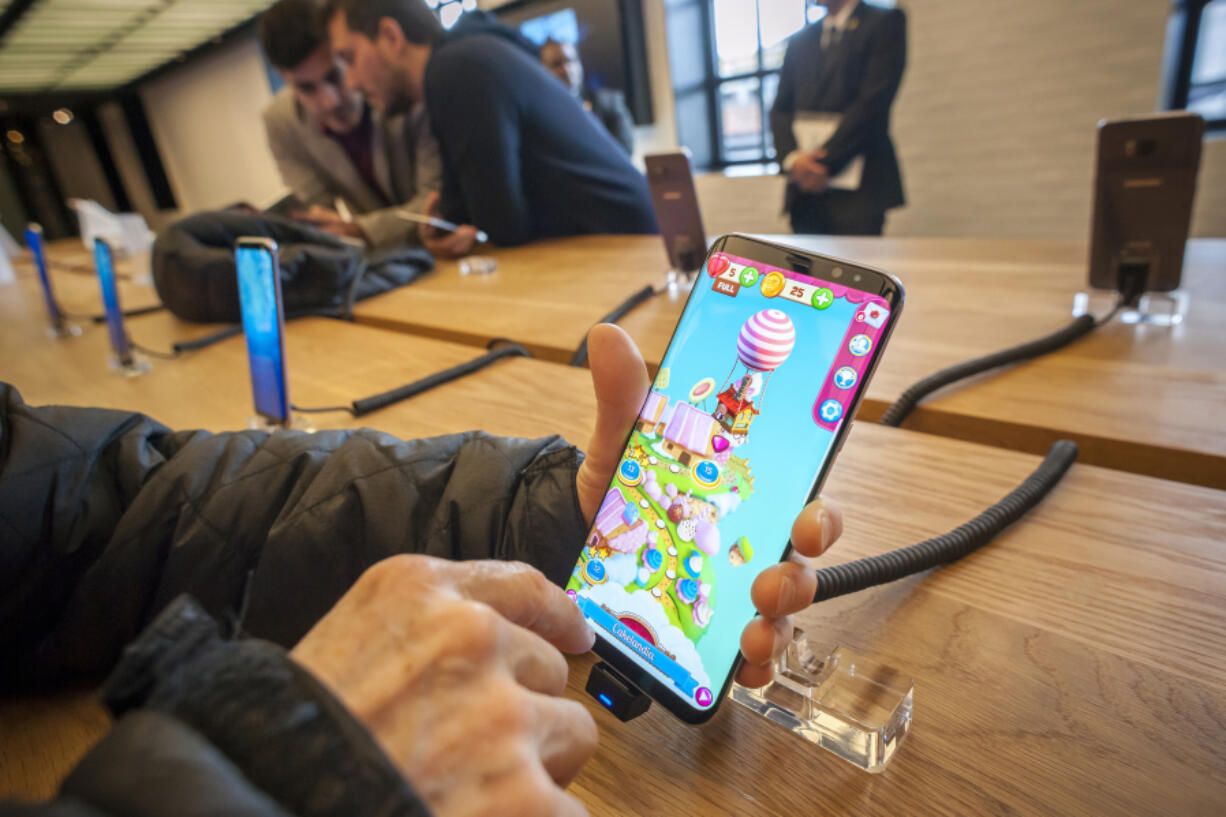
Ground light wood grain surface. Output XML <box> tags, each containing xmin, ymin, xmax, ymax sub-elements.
<box><xmin>3</xmin><ymin>241</ymin><xmax>1225</xmax><ymax>815</ymax></box>
<box><xmin>0</xmin><ymin>270</ymin><xmax>596</xmax><ymax>443</ymax></box>
<box><xmin>352</xmin><ymin>235</ymin><xmax>1226</xmax><ymax>488</ymax></box>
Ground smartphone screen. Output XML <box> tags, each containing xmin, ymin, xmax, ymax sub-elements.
<box><xmin>235</xmin><ymin>240</ymin><xmax>291</xmax><ymax>423</ymax></box>
<box><xmin>94</xmin><ymin>239</ymin><xmax>131</xmax><ymax>363</ymax></box>
<box><xmin>25</xmin><ymin>225</ymin><xmax>63</xmax><ymax>325</ymax></box>
<box><xmin>568</xmin><ymin>235</ymin><xmax>902</xmax><ymax>722</ymax></box>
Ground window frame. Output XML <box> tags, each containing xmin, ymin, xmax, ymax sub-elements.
<box><xmin>1163</xmin><ymin>0</ymin><xmax>1226</xmax><ymax>133</ymax></box>
<box><xmin>678</xmin><ymin>0</ymin><xmax>821</xmax><ymax>171</ymax></box>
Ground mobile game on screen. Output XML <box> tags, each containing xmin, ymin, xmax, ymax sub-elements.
<box><xmin>236</xmin><ymin>246</ymin><xmax>289</xmax><ymax>422</ymax></box>
<box><xmin>569</xmin><ymin>252</ymin><xmax>892</xmax><ymax>711</ymax></box>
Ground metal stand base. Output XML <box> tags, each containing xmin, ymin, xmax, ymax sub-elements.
<box><xmin>730</xmin><ymin>630</ymin><xmax>913</xmax><ymax>773</ymax></box>
<box><xmin>1073</xmin><ymin>290</ymin><xmax>1189</xmax><ymax>326</ymax></box>
<box><xmin>459</xmin><ymin>256</ymin><xmax>498</xmax><ymax>276</ymax></box>
<box><xmin>247</xmin><ymin>414</ymin><xmax>316</xmax><ymax>432</ymax></box>
<box><xmin>47</xmin><ymin>321</ymin><xmax>83</xmax><ymax>338</ymax></box>
<box><xmin>109</xmin><ymin>353</ymin><xmax>150</xmax><ymax>378</ymax></box>
<box><xmin>665</xmin><ymin>268</ymin><xmax>698</xmax><ymax>295</ymax></box>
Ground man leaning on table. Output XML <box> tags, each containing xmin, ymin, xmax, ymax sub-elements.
<box><xmin>0</xmin><ymin>326</ymin><xmax>842</xmax><ymax>817</ymax></box>
<box><xmin>771</xmin><ymin>0</ymin><xmax>907</xmax><ymax>236</ymax></box>
<box><xmin>260</xmin><ymin>0</ymin><xmax>442</xmax><ymax>249</ymax></box>
<box><xmin>326</xmin><ymin>0</ymin><xmax>658</xmax><ymax>259</ymax></box>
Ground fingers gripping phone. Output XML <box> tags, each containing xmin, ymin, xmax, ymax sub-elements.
<box><xmin>569</xmin><ymin>234</ymin><xmax>904</xmax><ymax>723</ymax></box>
<box><xmin>235</xmin><ymin>238</ymin><xmax>292</xmax><ymax>426</ymax></box>
<box><xmin>94</xmin><ymin>238</ymin><xmax>134</xmax><ymax>366</ymax></box>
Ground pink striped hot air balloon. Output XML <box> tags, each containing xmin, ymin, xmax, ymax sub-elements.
<box><xmin>736</xmin><ymin>309</ymin><xmax>795</xmax><ymax>372</ymax></box>
<box><xmin>712</xmin><ymin>309</ymin><xmax>796</xmax><ymax>424</ymax></box>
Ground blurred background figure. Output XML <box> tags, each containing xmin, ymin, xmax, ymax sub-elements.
<box><xmin>260</xmin><ymin>0</ymin><xmax>440</xmax><ymax>248</ymax></box>
<box><xmin>541</xmin><ymin>37</ymin><xmax>635</xmax><ymax>156</ymax></box>
<box><xmin>771</xmin><ymin>0</ymin><xmax>907</xmax><ymax>236</ymax></box>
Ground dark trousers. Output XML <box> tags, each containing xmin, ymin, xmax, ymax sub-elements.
<box><xmin>789</xmin><ymin>189</ymin><xmax>886</xmax><ymax>236</ymax></box>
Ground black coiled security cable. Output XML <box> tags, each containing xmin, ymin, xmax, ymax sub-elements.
<box><xmin>350</xmin><ymin>341</ymin><xmax>531</xmax><ymax>416</ymax></box>
<box><xmin>879</xmin><ymin>268</ymin><xmax>1147</xmax><ymax>428</ymax></box>
<box><xmin>878</xmin><ymin>317</ymin><xmax>1098</xmax><ymax>427</ymax></box>
<box><xmin>292</xmin><ymin>339</ymin><xmax>532</xmax><ymax>417</ymax></box>
<box><xmin>812</xmin><ymin>439</ymin><xmax>1078</xmax><ymax>602</ymax></box>
<box><xmin>570</xmin><ymin>284</ymin><xmax>666</xmax><ymax>367</ymax></box>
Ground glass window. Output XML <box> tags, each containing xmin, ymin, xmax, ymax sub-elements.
<box><xmin>436</xmin><ymin>1</ymin><xmax>465</xmax><ymax>30</ymax></box>
<box><xmin>719</xmin><ymin>76</ymin><xmax>764</xmax><ymax>161</ymax></box>
<box><xmin>1166</xmin><ymin>0</ymin><xmax>1225</xmax><ymax>130</ymax></box>
<box><xmin>759</xmin><ymin>0</ymin><xmax>809</xmax><ymax>70</ymax></box>
<box><xmin>712</xmin><ymin>0</ymin><xmax>762</xmax><ymax>77</ymax></box>
<box><xmin>674</xmin><ymin>0</ymin><xmax>899</xmax><ymax>167</ymax></box>
<box><xmin>1188</xmin><ymin>0</ymin><xmax>1226</xmax><ymax>121</ymax></box>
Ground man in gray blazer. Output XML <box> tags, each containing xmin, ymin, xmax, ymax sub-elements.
<box><xmin>260</xmin><ymin>0</ymin><xmax>440</xmax><ymax>249</ymax></box>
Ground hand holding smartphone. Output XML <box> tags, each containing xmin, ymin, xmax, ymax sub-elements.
<box><xmin>569</xmin><ymin>234</ymin><xmax>903</xmax><ymax>722</ymax></box>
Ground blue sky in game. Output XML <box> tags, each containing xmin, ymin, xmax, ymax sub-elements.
<box><xmin>651</xmin><ymin>259</ymin><xmax>860</xmax><ymax>691</ymax></box>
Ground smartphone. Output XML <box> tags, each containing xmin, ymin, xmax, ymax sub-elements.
<box><xmin>94</xmin><ymin>238</ymin><xmax>133</xmax><ymax>366</ymax></box>
<box><xmin>645</xmin><ymin>152</ymin><xmax>708</xmax><ymax>275</ymax></box>
<box><xmin>568</xmin><ymin>234</ymin><xmax>904</xmax><ymax>723</ymax></box>
<box><xmin>235</xmin><ymin>237</ymin><xmax>291</xmax><ymax>425</ymax></box>
<box><xmin>25</xmin><ymin>223</ymin><xmax>65</xmax><ymax>328</ymax></box>
<box><xmin>1088</xmin><ymin>112</ymin><xmax>1204</xmax><ymax>293</ymax></box>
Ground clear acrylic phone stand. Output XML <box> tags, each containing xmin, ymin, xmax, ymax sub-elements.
<box><xmin>665</xmin><ymin>268</ymin><xmax>699</xmax><ymax>293</ymax></box>
<box><xmin>730</xmin><ymin>629</ymin><xmax>913</xmax><ymax>773</ymax></box>
<box><xmin>248</xmin><ymin>414</ymin><xmax>315</xmax><ymax>433</ymax></box>
<box><xmin>459</xmin><ymin>256</ymin><xmax>498</xmax><ymax>276</ymax></box>
<box><xmin>109</xmin><ymin>352</ymin><xmax>151</xmax><ymax>378</ymax></box>
<box><xmin>47</xmin><ymin>320</ymin><xmax>82</xmax><ymax>339</ymax></box>
<box><xmin>1073</xmin><ymin>289</ymin><xmax>1189</xmax><ymax>326</ymax></box>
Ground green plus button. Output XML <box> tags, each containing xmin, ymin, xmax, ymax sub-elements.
<box><xmin>812</xmin><ymin>287</ymin><xmax>834</xmax><ymax>309</ymax></box>
<box><xmin>739</xmin><ymin>266</ymin><xmax>760</xmax><ymax>287</ymax></box>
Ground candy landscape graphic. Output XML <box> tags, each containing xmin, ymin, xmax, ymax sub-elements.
<box><xmin>570</xmin><ymin>252</ymin><xmax>890</xmax><ymax>708</ymax></box>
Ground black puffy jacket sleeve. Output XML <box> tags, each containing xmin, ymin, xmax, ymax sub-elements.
<box><xmin>0</xmin><ymin>382</ymin><xmax>589</xmax><ymax>689</ymax></box>
<box><xmin>1</xmin><ymin>596</ymin><xmax>432</xmax><ymax>817</ymax></box>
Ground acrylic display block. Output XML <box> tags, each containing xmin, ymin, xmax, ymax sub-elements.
<box><xmin>730</xmin><ymin>632</ymin><xmax>913</xmax><ymax>773</ymax></box>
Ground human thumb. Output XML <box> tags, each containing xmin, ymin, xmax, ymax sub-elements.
<box><xmin>576</xmin><ymin>324</ymin><xmax>650</xmax><ymax>524</ymax></box>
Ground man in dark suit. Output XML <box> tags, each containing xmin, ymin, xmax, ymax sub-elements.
<box><xmin>326</xmin><ymin>0</ymin><xmax>657</xmax><ymax>258</ymax></box>
<box><xmin>540</xmin><ymin>38</ymin><xmax>636</xmax><ymax>156</ymax></box>
<box><xmin>770</xmin><ymin>1</ymin><xmax>907</xmax><ymax>236</ymax></box>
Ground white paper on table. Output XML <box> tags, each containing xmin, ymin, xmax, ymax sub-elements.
<box><xmin>0</xmin><ymin>222</ymin><xmax>17</xmax><ymax>284</ymax></box>
<box><xmin>792</xmin><ymin>113</ymin><xmax>863</xmax><ymax>191</ymax></box>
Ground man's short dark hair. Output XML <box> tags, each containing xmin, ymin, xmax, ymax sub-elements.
<box><xmin>260</xmin><ymin>0</ymin><xmax>328</xmax><ymax>70</ymax></box>
<box><xmin>325</xmin><ymin>0</ymin><xmax>445</xmax><ymax>46</ymax></box>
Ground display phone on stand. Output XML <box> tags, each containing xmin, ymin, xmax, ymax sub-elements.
<box><xmin>645</xmin><ymin>152</ymin><xmax>708</xmax><ymax>285</ymax></box>
<box><xmin>25</xmin><ymin>223</ymin><xmax>78</xmax><ymax>337</ymax></box>
<box><xmin>1088</xmin><ymin>112</ymin><xmax>1203</xmax><ymax>304</ymax></box>
<box><xmin>94</xmin><ymin>238</ymin><xmax>148</xmax><ymax>375</ymax></box>
<box><xmin>235</xmin><ymin>237</ymin><xmax>296</xmax><ymax>429</ymax></box>
<box><xmin>570</xmin><ymin>234</ymin><xmax>903</xmax><ymax>723</ymax></box>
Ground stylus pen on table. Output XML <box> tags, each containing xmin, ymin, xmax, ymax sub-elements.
<box><xmin>394</xmin><ymin>208</ymin><xmax>489</xmax><ymax>244</ymax></box>
<box><xmin>334</xmin><ymin>198</ymin><xmax>354</xmax><ymax>223</ymax></box>
<box><xmin>328</xmin><ymin>198</ymin><xmax>367</xmax><ymax>248</ymax></box>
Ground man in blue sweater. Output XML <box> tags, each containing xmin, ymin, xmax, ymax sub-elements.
<box><xmin>326</xmin><ymin>0</ymin><xmax>658</xmax><ymax>258</ymax></box>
